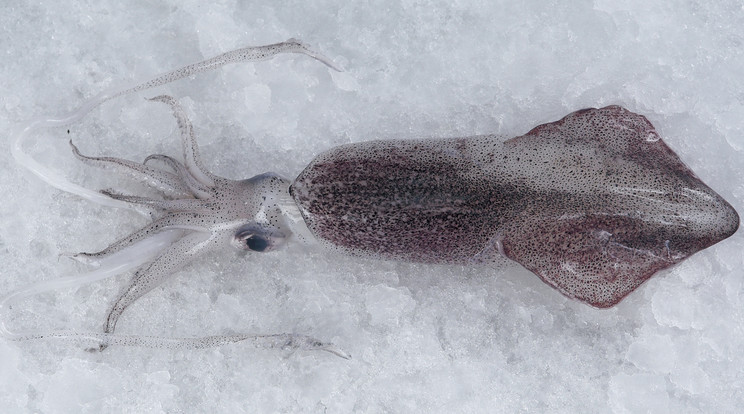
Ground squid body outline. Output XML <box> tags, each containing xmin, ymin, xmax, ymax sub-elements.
<box><xmin>3</xmin><ymin>39</ymin><xmax>739</xmax><ymax>358</ymax></box>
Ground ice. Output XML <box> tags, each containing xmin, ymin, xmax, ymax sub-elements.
<box><xmin>626</xmin><ymin>332</ymin><xmax>676</xmax><ymax>373</ymax></box>
<box><xmin>609</xmin><ymin>373</ymin><xmax>670</xmax><ymax>413</ymax></box>
<box><xmin>364</xmin><ymin>284</ymin><xmax>415</xmax><ymax>327</ymax></box>
<box><xmin>1</xmin><ymin>0</ymin><xmax>743</xmax><ymax>412</ymax></box>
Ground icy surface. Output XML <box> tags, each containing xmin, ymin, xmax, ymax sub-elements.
<box><xmin>1</xmin><ymin>0</ymin><xmax>742</xmax><ymax>412</ymax></box>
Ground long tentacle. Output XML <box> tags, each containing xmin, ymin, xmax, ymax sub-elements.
<box><xmin>149</xmin><ymin>95</ymin><xmax>215</xmax><ymax>188</ymax></box>
<box><xmin>142</xmin><ymin>153</ymin><xmax>213</xmax><ymax>198</ymax></box>
<box><xmin>115</xmin><ymin>38</ymin><xmax>342</xmax><ymax>99</ymax></box>
<box><xmin>103</xmin><ymin>231</ymin><xmax>214</xmax><ymax>336</ymax></box>
<box><xmin>0</xmin><ymin>230</ymin><xmax>349</xmax><ymax>359</ymax></box>
<box><xmin>144</xmin><ymin>154</ymin><xmax>212</xmax><ymax>199</ymax></box>
<box><xmin>99</xmin><ymin>191</ymin><xmax>214</xmax><ymax>213</ymax></box>
<box><xmin>12</xmin><ymin>38</ymin><xmax>340</xmax><ymax>207</ymax></box>
<box><xmin>69</xmin><ymin>212</ymin><xmax>212</xmax><ymax>264</ymax></box>
<box><xmin>143</xmin><ymin>153</ymin><xmax>183</xmax><ymax>174</ymax></box>
<box><xmin>6</xmin><ymin>39</ymin><xmax>349</xmax><ymax>358</ymax></box>
<box><xmin>0</xmin><ymin>230</ymin><xmax>183</xmax><ymax>340</ymax></box>
<box><xmin>70</xmin><ymin>141</ymin><xmax>192</xmax><ymax>196</ymax></box>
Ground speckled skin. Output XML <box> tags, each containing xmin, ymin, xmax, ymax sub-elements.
<box><xmin>67</xmin><ymin>103</ymin><xmax>741</xmax><ymax>339</ymax></box>
<box><xmin>72</xmin><ymin>96</ymin><xmax>292</xmax><ymax>341</ymax></box>
<box><xmin>291</xmin><ymin>106</ymin><xmax>739</xmax><ymax>307</ymax></box>
<box><xmin>10</xmin><ymin>41</ymin><xmax>738</xmax><ymax>353</ymax></box>
<box><xmin>4</xmin><ymin>40</ymin><xmax>355</xmax><ymax>356</ymax></box>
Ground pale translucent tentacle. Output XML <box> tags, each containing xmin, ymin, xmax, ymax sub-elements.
<box><xmin>13</xmin><ymin>331</ymin><xmax>348</xmax><ymax>358</ymax></box>
<box><xmin>6</xmin><ymin>39</ymin><xmax>349</xmax><ymax>358</ymax></box>
<box><xmin>173</xmin><ymin>164</ymin><xmax>212</xmax><ymax>199</ymax></box>
<box><xmin>70</xmin><ymin>141</ymin><xmax>192</xmax><ymax>196</ymax></box>
<box><xmin>0</xmin><ymin>230</ymin><xmax>183</xmax><ymax>340</ymax></box>
<box><xmin>71</xmin><ymin>213</ymin><xmax>212</xmax><ymax>264</ymax></box>
<box><xmin>103</xmin><ymin>231</ymin><xmax>215</xmax><ymax>336</ymax></box>
<box><xmin>143</xmin><ymin>154</ymin><xmax>183</xmax><ymax>174</ymax></box>
<box><xmin>116</xmin><ymin>38</ymin><xmax>342</xmax><ymax>99</ymax></box>
<box><xmin>0</xmin><ymin>230</ymin><xmax>348</xmax><ymax>359</ymax></box>
<box><xmin>12</xmin><ymin>117</ymin><xmax>133</xmax><ymax>209</ymax></box>
<box><xmin>149</xmin><ymin>95</ymin><xmax>215</xmax><ymax>187</ymax></box>
<box><xmin>144</xmin><ymin>153</ymin><xmax>212</xmax><ymax>198</ymax></box>
<box><xmin>99</xmin><ymin>191</ymin><xmax>213</xmax><ymax>213</ymax></box>
<box><xmin>12</xmin><ymin>38</ymin><xmax>340</xmax><ymax>207</ymax></box>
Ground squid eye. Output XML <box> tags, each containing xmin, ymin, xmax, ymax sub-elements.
<box><xmin>232</xmin><ymin>223</ymin><xmax>286</xmax><ymax>253</ymax></box>
<box><xmin>244</xmin><ymin>234</ymin><xmax>269</xmax><ymax>252</ymax></box>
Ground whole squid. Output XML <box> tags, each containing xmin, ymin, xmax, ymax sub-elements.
<box><xmin>3</xmin><ymin>39</ymin><xmax>738</xmax><ymax>358</ymax></box>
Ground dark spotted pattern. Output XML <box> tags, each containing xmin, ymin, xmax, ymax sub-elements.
<box><xmin>291</xmin><ymin>106</ymin><xmax>739</xmax><ymax>307</ymax></box>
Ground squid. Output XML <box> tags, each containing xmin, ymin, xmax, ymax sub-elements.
<box><xmin>2</xmin><ymin>39</ymin><xmax>739</xmax><ymax>359</ymax></box>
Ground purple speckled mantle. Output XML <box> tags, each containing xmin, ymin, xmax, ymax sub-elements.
<box><xmin>291</xmin><ymin>106</ymin><xmax>739</xmax><ymax>307</ymax></box>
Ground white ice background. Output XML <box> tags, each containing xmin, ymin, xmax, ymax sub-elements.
<box><xmin>1</xmin><ymin>0</ymin><xmax>743</xmax><ymax>412</ymax></box>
